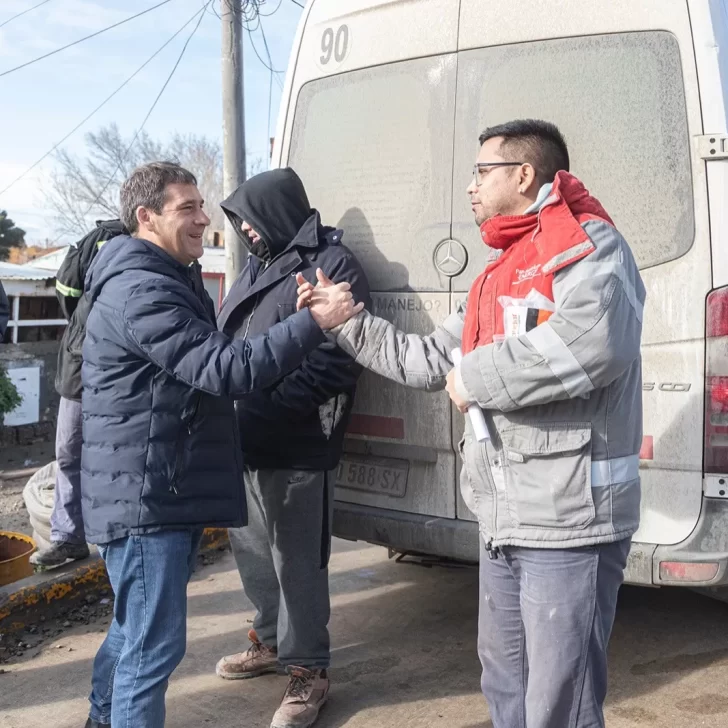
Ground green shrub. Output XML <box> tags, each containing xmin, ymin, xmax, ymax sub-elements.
<box><xmin>0</xmin><ymin>365</ymin><xmax>22</xmax><ymax>418</ymax></box>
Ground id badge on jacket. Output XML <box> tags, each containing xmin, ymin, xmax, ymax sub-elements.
<box><xmin>497</xmin><ymin>289</ymin><xmax>555</xmax><ymax>340</ymax></box>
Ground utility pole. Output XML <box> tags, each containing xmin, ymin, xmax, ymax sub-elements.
<box><xmin>222</xmin><ymin>0</ymin><xmax>246</xmax><ymax>293</ymax></box>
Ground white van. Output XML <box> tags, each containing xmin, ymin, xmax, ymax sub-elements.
<box><xmin>272</xmin><ymin>0</ymin><xmax>728</xmax><ymax>593</ymax></box>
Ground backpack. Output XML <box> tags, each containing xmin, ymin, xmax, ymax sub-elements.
<box><xmin>55</xmin><ymin>219</ymin><xmax>128</xmax><ymax>401</ymax></box>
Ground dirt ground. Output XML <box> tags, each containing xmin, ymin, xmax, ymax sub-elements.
<box><xmin>2</xmin><ymin>540</ymin><xmax>728</xmax><ymax>728</ymax></box>
<box><xmin>0</xmin><ymin>441</ymin><xmax>54</xmax><ymax>537</ymax></box>
<box><xmin>0</xmin><ymin>475</ymin><xmax>32</xmax><ymax>537</ymax></box>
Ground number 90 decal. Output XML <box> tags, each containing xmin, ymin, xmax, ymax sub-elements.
<box><xmin>318</xmin><ymin>24</ymin><xmax>350</xmax><ymax>68</ymax></box>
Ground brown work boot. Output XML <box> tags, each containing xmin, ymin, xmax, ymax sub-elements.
<box><xmin>270</xmin><ymin>667</ymin><xmax>330</xmax><ymax>728</ymax></box>
<box><xmin>215</xmin><ymin>629</ymin><xmax>279</xmax><ymax>679</ymax></box>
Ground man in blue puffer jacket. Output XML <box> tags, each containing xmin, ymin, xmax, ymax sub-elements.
<box><xmin>80</xmin><ymin>162</ymin><xmax>363</xmax><ymax>728</ymax></box>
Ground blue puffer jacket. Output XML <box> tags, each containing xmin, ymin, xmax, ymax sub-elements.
<box><xmin>81</xmin><ymin>235</ymin><xmax>326</xmax><ymax>544</ymax></box>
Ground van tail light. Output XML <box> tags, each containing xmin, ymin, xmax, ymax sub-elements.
<box><xmin>705</xmin><ymin>287</ymin><xmax>728</xmax><ymax>473</ymax></box>
<box><xmin>659</xmin><ymin>561</ymin><xmax>720</xmax><ymax>583</ymax></box>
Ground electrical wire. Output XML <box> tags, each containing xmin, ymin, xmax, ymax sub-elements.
<box><xmin>258</xmin><ymin>0</ymin><xmax>283</xmax><ymax>17</ymax></box>
<box><xmin>0</xmin><ymin>0</ymin><xmax>53</xmax><ymax>30</ymax></box>
<box><xmin>0</xmin><ymin>0</ymin><xmax>177</xmax><ymax>79</ymax></box>
<box><xmin>246</xmin><ymin>25</ymin><xmax>284</xmax><ymax>73</ymax></box>
<box><xmin>0</xmin><ymin>5</ymin><xmax>207</xmax><ymax>198</ymax></box>
<box><xmin>289</xmin><ymin>0</ymin><xmax>304</xmax><ymax>8</ymax></box>
<box><xmin>60</xmin><ymin>0</ymin><xmax>211</xmax><ymax>235</ymax></box>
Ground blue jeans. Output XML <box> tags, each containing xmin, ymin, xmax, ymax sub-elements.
<box><xmin>478</xmin><ymin>538</ymin><xmax>630</xmax><ymax>728</ymax></box>
<box><xmin>88</xmin><ymin>529</ymin><xmax>202</xmax><ymax>727</ymax></box>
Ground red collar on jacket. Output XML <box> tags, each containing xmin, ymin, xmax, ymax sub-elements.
<box><xmin>461</xmin><ymin>172</ymin><xmax>614</xmax><ymax>354</ymax></box>
<box><xmin>479</xmin><ymin>171</ymin><xmax>613</xmax><ymax>253</ymax></box>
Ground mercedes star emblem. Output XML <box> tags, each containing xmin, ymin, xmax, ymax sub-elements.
<box><xmin>433</xmin><ymin>239</ymin><xmax>468</xmax><ymax>277</ymax></box>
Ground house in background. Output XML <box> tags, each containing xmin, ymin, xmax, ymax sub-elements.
<box><xmin>0</xmin><ymin>262</ymin><xmax>65</xmax><ymax>345</ymax></box>
<box><xmin>0</xmin><ymin>262</ymin><xmax>65</xmax><ymax>446</ymax></box>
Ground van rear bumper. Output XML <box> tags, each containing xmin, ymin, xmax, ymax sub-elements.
<box><xmin>652</xmin><ymin>496</ymin><xmax>728</xmax><ymax>587</ymax></box>
<box><xmin>334</xmin><ymin>496</ymin><xmax>728</xmax><ymax>589</ymax></box>
<box><xmin>332</xmin><ymin>502</ymin><xmax>480</xmax><ymax>563</ymax></box>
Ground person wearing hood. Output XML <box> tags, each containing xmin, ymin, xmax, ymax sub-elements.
<box><xmin>79</xmin><ymin>162</ymin><xmax>362</xmax><ymax>728</ymax></box>
<box><xmin>297</xmin><ymin>120</ymin><xmax>645</xmax><ymax>728</ymax></box>
<box><xmin>215</xmin><ymin>168</ymin><xmax>370</xmax><ymax>728</ymax></box>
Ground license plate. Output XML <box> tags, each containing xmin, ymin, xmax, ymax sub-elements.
<box><xmin>335</xmin><ymin>456</ymin><xmax>409</xmax><ymax>498</ymax></box>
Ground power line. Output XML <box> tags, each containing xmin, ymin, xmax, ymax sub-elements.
<box><xmin>258</xmin><ymin>17</ymin><xmax>282</xmax><ymax>142</ymax></box>
<box><xmin>0</xmin><ymin>0</ymin><xmax>177</xmax><ymax>79</ymax></box>
<box><xmin>259</xmin><ymin>0</ymin><xmax>283</xmax><ymax>16</ymax></box>
<box><xmin>59</xmin><ymin>1</ymin><xmax>211</xmax><ymax>237</ymax></box>
<box><xmin>0</xmin><ymin>0</ymin><xmax>53</xmax><ymax>29</ymax></box>
<box><xmin>246</xmin><ymin>25</ymin><xmax>284</xmax><ymax>73</ymax></box>
<box><xmin>0</xmin><ymin>5</ymin><xmax>207</xmax><ymax>198</ymax></box>
<box><xmin>289</xmin><ymin>0</ymin><xmax>304</xmax><ymax>8</ymax></box>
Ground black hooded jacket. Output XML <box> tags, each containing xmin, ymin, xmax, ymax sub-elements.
<box><xmin>219</xmin><ymin>168</ymin><xmax>371</xmax><ymax>471</ymax></box>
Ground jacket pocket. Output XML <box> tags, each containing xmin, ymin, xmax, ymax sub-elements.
<box><xmin>458</xmin><ymin>436</ymin><xmax>496</xmax><ymax>533</ymax></box>
<box><xmin>457</xmin><ymin>437</ymin><xmax>478</xmax><ymax>515</ymax></box>
<box><xmin>500</xmin><ymin>423</ymin><xmax>594</xmax><ymax>530</ymax></box>
<box><xmin>169</xmin><ymin>394</ymin><xmax>202</xmax><ymax>494</ymax></box>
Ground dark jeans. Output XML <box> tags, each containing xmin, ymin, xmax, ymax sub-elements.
<box><xmin>478</xmin><ymin>538</ymin><xmax>630</xmax><ymax>728</ymax></box>
<box><xmin>88</xmin><ymin>529</ymin><xmax>202</xmax><ymax>727</ymax></box>
<box><xmin>228</xmin><ymin>466</ymin><xmax>335</xmax><ymax>670</ymax></box>
<box><xmin>50</xmin><ymin>397</ymin><xmax>85</xmax><ymax>544</ymax></box>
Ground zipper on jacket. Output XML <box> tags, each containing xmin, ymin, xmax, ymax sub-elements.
<box><xmin>169</xmin><ymin>394</ymin><xmax>202</xmax><ymax>494</ymax></box>
<box><xmin>241</xmin><ymin>293</ymin><xmax>259</xmax><ymax>341</ymax></box>
<box><xmin>240</xmin><ymin>261</ymin><xmax>269</xmax><ymax>340</ymax></box>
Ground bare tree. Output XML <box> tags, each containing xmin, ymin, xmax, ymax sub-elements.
<box><xmin>45</xmin><ymin>123</ymin><xmax>263</xmax><ymax>241</ymax></box>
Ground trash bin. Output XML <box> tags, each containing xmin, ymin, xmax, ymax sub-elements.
<box><xmin>0</xmin><ymin>531</ymin><xmax>36</xmax><ymax>587</ymax></box>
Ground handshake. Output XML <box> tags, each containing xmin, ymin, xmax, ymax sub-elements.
<box><xmin>295</xmin><ymin>269</ymin><xmax>365</xmax><ymax>330</ymax></box>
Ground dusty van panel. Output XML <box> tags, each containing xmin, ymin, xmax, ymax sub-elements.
<box><xmin>449</xmin><ymin>24</ymin><xmax>707</xmax><ymax>545</ymax></box>
<box><xmin>288</xmin><ymin>56</ymin><xmax>459</xmax><ymax>518</ymax></box>
<box><xmin>691</xmin><ymin>0</ymin><xmax>728</xmax><ymax>288</ymax></box>
<box><xmin>275</xmin><ymin>0</ymin><xmax>459</xmax><ymax>167</ymax></box>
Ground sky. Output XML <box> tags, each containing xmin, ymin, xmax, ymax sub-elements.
<box><xmin>0</xmin><ymin>0</ymin><xmax>302</xmax><ymax>243</ymax></box>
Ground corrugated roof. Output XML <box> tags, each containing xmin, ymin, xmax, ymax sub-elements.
<box><xmin>0</xmin><ymin>262</ymin><xmax>56</xmax><ymax>281</ymax></box>
<box><xmin>26</xmin><ymin>246</ymin><xmax>70</xmax><ymax>272</ymax></box>
<box><xmin>3</xmin><ymin>246</ymin><xmax>226</xmax><ymax>280</ymax></box>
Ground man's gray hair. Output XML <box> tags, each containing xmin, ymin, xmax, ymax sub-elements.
<box><xmin>120</xmin><ymin>161</ymin><xmax>197</xmax><ymax>233</ymax></box>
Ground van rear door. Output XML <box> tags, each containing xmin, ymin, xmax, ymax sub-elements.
<box><xmin>286</xmin><ymin>0</ymin><xmax>461</xmax><ymax>518</ymax></box>
<box><xmin>452</xmin><ymin>0</ymin><xmax>709</xmax><ymax>545</ymax></box>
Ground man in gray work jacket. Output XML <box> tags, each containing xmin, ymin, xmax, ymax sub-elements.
<box><xmin>298</xmin><ymin>119</ymin><xmax>645</xmax><ymax>728</ymax></box>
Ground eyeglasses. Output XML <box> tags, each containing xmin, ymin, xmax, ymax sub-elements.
<box><xmin>472</xmin><ymin>162</ymin><xmax>525</xmax><ymax>186</ymax></box>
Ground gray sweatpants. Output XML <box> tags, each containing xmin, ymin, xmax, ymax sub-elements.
<box><xmin>50</xmin><ymin>397</ymin><xmax>85</xmax><ymax>544</ymax></box>
<box><xmin>478</xmin><ymin>538</ymin><xmax>630</xmax><ymax>728</ymax></box>
<box><xmin>229</xmin><ymin>466</ymin><xmax>335</xmax><ymax>670</ymax></box>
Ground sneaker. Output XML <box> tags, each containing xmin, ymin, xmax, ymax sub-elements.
<box><xmin>215</xmin><ymin>629</ymin><xmax>279</xmax><ymax>680</ymax></box>
<box><xmin>270</xmin><ymin>667</ymin><xmax>330</xmax><ymax>728</ymax></box>
<box><xmin>30</xmin><ymin>541</ymin><xmax>90</xmax><ymax>568</ymax></box>
<box><xmin>84</xmin><ymin>719</ymin><xmax>110</xmax><ymax>728</ymax></box>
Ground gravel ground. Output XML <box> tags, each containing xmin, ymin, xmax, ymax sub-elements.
<box><xmin>0</xmin><ymin>478</ymin><xmax>32</xmax><ymax>537</ymax></box>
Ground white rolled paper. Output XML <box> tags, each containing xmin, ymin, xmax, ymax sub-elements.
<box><xmin>451</xmin><ymin>348</ymin><xmax>490</xmax><ymax>442</ymax></box>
